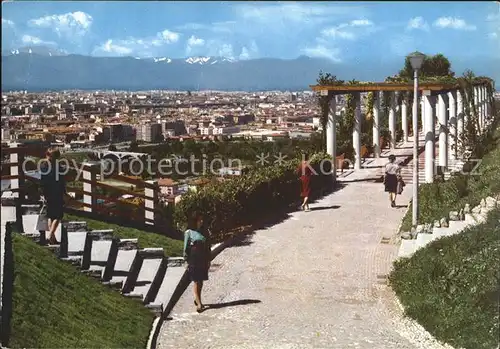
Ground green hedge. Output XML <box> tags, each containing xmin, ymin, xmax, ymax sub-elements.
<box><xmin>390</xmin><ymin>208</ymin><xmax>500</xmax><ymax>349</ymax></box>
<box><xmin>174</xmin><ymin>152</ymin><xmax>334</xmax><ymax>241</ymax></box>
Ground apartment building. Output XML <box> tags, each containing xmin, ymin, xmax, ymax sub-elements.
<box><xmin>135</xmin><ymin>123</ymin><xmax>162</xmax><ymax>142</ymax></box>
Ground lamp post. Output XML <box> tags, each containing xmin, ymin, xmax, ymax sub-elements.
<box><xmin>408</xmin><ymin>51</ymin><xmax>425</xmax><ymax>228</ymax></box>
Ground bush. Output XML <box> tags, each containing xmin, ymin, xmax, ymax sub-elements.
<box><xmin>390</xmin><ymin>208</ymin><xmax>500</xmax><ymax>349</ymax></box>
<box><xmin>174</xmin><ymin>152</ymin><xmax>334</xmax><ymax>242</ymax></box>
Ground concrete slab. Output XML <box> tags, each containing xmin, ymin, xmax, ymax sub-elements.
<box><xmin>132</xmin><ymin>258</ymin><xmax>163</xmax><ymax>299</ymax></box>
<box><xmin>91</xmin><ymin>240</ymin><xmax>112</xmax><ymax>262</ymax></box>
<box><xmin>154</xmin><ymin>265</ymin><xmax>185</xmax><ymax>307</ymax></box>
<box><xmin>110</xmin><ymin>249</ymin><xmax>137</xmax><ymax>286</ymax></box>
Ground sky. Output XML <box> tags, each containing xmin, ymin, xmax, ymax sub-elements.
<box><xmin>1</xmin><ymin>1</ymin><xmax>499</xmax><ymax>62</ymax></box>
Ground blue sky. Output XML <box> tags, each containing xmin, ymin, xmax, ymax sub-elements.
<box><xmin>2</xmin><ymin>1</ymin><xmax>499</xmax><ymax>62</ymax></box>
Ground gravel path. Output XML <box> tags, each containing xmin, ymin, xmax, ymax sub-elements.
<box><xmin>157</xmin><ymin>174</ymin><xmax>429</xmax><ymax>349</ymax></box>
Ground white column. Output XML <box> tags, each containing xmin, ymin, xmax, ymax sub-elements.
<box><xmin>482</xmin><ymin>86</ymin><xmax>486</xmax><ymax>124</ymax></box>
<box><xmin>326</xmin><ymin>94</ymin><xmax>335</xmax><ymax>158</ymax></box>
<box><xmin>372</xmin><ymin>92</ymin><xmax>380</xmax><ymax>158</ymax></box>
<box><xmin>457</xmin><ymin>90</ymin><xmax>464</xmax><ymax>157</ymax></box>
<box><xmin>420</xmin><ymin>99</ymin><xmax>425</xmax><ymax>132</ymax></box>
<box><xmin>478</xmin><ymin>86</ymin><xmax>483</xmax><ymax>129</ymax></box>
<box><xmin>438</xmin><ymin>93</ymin><xmax>448</xmax><ymax>170</ymax></box>
<box><xmin>448</xmin><ymin>91</ymin><xmax>457</xmax><ymax>160</ymax></box>
<box><xmin>424</xmin><ymin>94</ymin><xmax>435</xmax><ymax>183</ymax></box>
<box><xmin>401</xmin><ymin>95</ymin><xmax>408</xmax><ymax>143</ymax></box>
<box><xmin>327</xmin><ymin>97</ymin><xmax>337</xmax><ymax>180</ymax></box>
<box><xmin>389</xmin><ymin>92</ymin><xmax>396</xmax><ymax>148</ymax></box>
<box><xmin>9</xmin><ymin>142</ymin><xmax>20</xmax><ymax>198</ymax></box>
<box><xmin>483</xmin><ymin>86</ymin><xmax>488</xmax><ymax>122</ymax></box>
<box><xmin>474</xmin><ymin>86</ymin><xmax>480</xmax><ymax>132</ymax></box>
<box><xmin>353</xmin><ymin>92</ymin><xmax>362</xmax><ymax>170</ymax></box>
<box><xmin>144</xmin><ymin>180</ymin><xmax>158</xmax><ymax>225</ymax></box>
<box><xmin>485</xmin><ymin>85</ymin><xmax>491</xmax><ymax>120</ymax></box>
<box><xmin>82</xmin><ymin>163</ymin><xmax>98</xmax><ymax>212</ymax></box>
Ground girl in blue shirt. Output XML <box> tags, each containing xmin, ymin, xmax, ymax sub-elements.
<box><xmin>184</xmin><ymin>212</ymin><xmax>211</xmax><ymax>313</ymax></box>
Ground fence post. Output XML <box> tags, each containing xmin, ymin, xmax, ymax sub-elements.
<box><xmin>9</xmin><ymin>142</ymin><xmax>25</xmax><ymax>200</ymax></box>
<box><xmin>144</xmin><ymin>180</ymin><xmax>158</xmax><ymax>225</ymax></box>
<box><xmin>82</xmin><ymin>162</ymin><xmax>99</xmax><ymax>213</ymax></box>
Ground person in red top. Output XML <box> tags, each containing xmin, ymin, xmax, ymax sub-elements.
<box><xmin>297</xmin><ymin>154</ymin><xmax>313</xmax><ymax>211</ymax></box>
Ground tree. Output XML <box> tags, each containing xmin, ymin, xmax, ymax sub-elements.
<box><xmin>316</xmin><ymin>71</ymin><xmax>345</xmax><ymax>150</ymax></box>
<box><xmin>397</xmin><ymin>53</ymin><xmax>455</xmax><ymax>80</ymax></box>
<box><xmin>108</xmin><ymin>144</ymin><xmax>117</xmax><ymax>151</ymax></box>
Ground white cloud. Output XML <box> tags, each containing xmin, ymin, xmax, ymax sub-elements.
<box><xmin>93</xmin><ymin>29</ymin><xmax>180</xmax><ymax>57</ymax></box>
<box><xmin>2</xmin><ymin>18</ymin><xmax>15</xmax><ymax>27</ymax></box>
<box><xmin>217</xmin><ymin>43</ymin><xmax>234</xmax><ymax>58</ymax></box>
<box><xmin>321</xmin><ymin>27</ymin><xmax>356</xmax><ymax>40</ymax></box>
<box><xmin>235</xmin><ymin>3</ymin><xmax>367</xmax><ymax>25</ymax></box>
<box><xmin>176</xmin><ymin>21</ymin><xmax>236</xmax><ymax>34</ymax></box>
<box><xmin>21</xmin><ymin>35</ymin><xmax>56</xmax><ymax>46</ymax></box>
<box><xmin>28</xmin><ymin>11</ymin><xmax>93</xmax><ymax>38</ymax></box>
<box><xmin>350</xmin><ymin>19</ymin><xmax>372</xmax><ymax>26</ymax></box>
<box><xmin>320</xmin><ymin>18</ymin><xmax>374</xmax><ymax>40</ymax></box>
<box><xmin>489</xmin><ymin>32</ymin><xmax>498</xmax><ymax>39</ymax></box>
<box><xmin>302</xmin><ymin>45</ymin><xmax>341</xmax><ymax>62</ymax></box>
<box><xmin>185</xmin><ymin>35</ymin><xmax>205</xmax><ymax>55</ymax></box>
<box><xmin>433</xmin><ymin>17</ymin><xmax>476</xmax><ymax>31</ymax></box>
<box><xmin>187</xmin><ymin>35</ymin><xmax>204</xmax><ymax>47</ymax></box>
<box><xmin>239</xmin><ymin>40</ymin><xmax>259</xmax><ymax>60</ymax></box>
<box><xmin>407</xmin><ymin>17</ymin><xmax>429</xmax><ymax>31</ymax></box>
<box><xmin>159</xmin><ymin>29</ymin><xmax>180</xmax><ymax>43</ymax></box>
<box><xmin>95</xmin><ymin>39</ymin><xmax>133</xmax><ymax>55</ymax></box>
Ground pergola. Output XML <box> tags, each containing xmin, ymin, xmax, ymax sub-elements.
<box><xmin>309</xmin><ymin>80</ymin><xmax>494</xmax><ymax>182</ymax></box>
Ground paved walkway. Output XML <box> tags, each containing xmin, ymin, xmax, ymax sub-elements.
<box><xmin>157</xmin><ymin>143</ymin><xmax>425</xmax><ymax>349</ymax></box>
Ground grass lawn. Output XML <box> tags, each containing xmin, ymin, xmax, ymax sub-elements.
<box><xmin>400</xmin><ymin>129</ymin><xmax>500</xmax><ymax>232</ymax></box>
<box><xmin>64</xmin><ymin>213</ymin><xmax>183</xmax><ymax>257</ymax></box>
<box><xmin>389</xmin><ymin>208</ymin><xmax>500</xmax><ymax>349</ymax></box>
<box><xmin>9</xmin><ymin>234</ymin><xmax>155</xmax><ymax>349</ymax></box>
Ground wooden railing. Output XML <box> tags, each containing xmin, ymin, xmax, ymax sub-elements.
<box><xmin>1</xmin><ymin>143</ymin><xmax>176</xmax><ymax>236</ymax></box>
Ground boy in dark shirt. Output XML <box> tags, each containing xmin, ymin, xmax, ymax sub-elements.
<box><xmin>40</xmin><ymin>148</ymin><xmax>66</xmax><ymax>245</ymax></box>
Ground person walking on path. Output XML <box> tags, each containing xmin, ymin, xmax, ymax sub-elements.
<box><xmin>384</xmin><ymin>154</ymin><xmax>402</xmax><ymax>207</ymax></box>
<box><xmin>297</xmin><ymin>154</ymin><xmax>313</xmax><ymax>211</ymax></box>
<box><xmin>183</xmin><ymin>212</ymin><xmax>211</xmax><ymax>313</ymax></box>
<box><xmin>40</xmin><ymin>147</ymin><xmax>67</xmax><ymax>245</ymax></box>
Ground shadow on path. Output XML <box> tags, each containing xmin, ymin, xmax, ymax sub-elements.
<box><xmin>229</xmin><ymin>182</ymin><xmax>347</xmax><ymax>248</ymax></box>
<box><xmin>205</xmin><ymin>299</ymin><xmax>261</xmax><ymax>310</ymax></box>
<box><xmin>310</xmin><ymin>205</ymin><xmax>340</xmax><ymax>211</ymax></box>
<box><xmin>394</xmin><ymin>204</ymin><xmax>409</xmax><ymax>209</ymax></box>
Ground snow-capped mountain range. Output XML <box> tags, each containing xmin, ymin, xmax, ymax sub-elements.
<box><xmin>4</xmin><ymin>47</ymin><xmax>238</xmax><ymax>66</ymax></box>
<box><xmin>145</xmin><ymin>56</ymin><xmax>236</xmax><ymax>65</ymax></box>
<box><xmin>2</xmin><ymin>46</ymin><xmax>498</xmax><ymax>91</ymax></box>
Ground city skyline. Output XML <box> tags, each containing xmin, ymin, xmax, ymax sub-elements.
<box><xmin>2</xmin><ymin>1</ymin><xmax>499</xmax><ymax>63</ymax></box>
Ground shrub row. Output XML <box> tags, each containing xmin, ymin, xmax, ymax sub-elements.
<box><xmin>173</xmin><ymin>152</ymin><xmax>334</xmax><ymax>242</ymax></box>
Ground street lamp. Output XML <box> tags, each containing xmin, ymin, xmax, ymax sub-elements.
<box><xmin>408</xmin><ymin>51</ymin><xmax>425</xmax><ymax>228</ymax></box>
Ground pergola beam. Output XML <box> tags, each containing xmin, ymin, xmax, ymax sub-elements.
<box><xmin>310</xmin><ymin>81</ymin><xmax>491</xmax><ymax>94</ymax></box>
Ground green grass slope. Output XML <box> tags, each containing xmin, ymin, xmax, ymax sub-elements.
<box><xmin>9</xmin><ymin>234</ymin><xmax>155</xmax><ymax>349</ymax></box>
<box><xmin>390</xmin><ymin>208</ymin><xmax>500</xmax><ymax>349</ymax></box>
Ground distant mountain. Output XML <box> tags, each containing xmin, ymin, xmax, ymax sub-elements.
<box><xmin>2</xmin><ymin>47</ymin><xmax>499</xmax><ymax>91</ymax></box>
<box><xmin>2</xmin><ymin>45</ymin><xmax>68</xmax><ymax>57</ymax></box>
